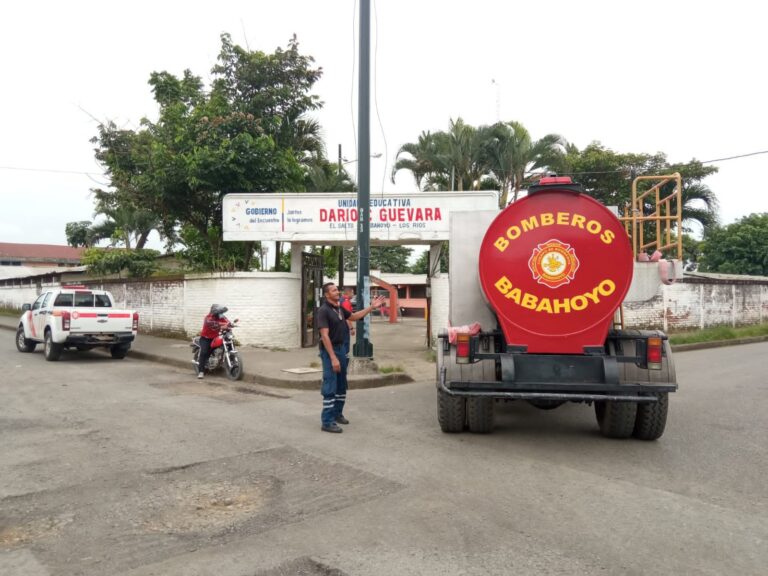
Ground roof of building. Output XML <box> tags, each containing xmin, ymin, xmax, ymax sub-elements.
<box><xmin>0</xmin><ymin>242</ymin><xmax>85</xmax><ymax>261</ymax></box>
<box><xmin>0</xmin><ymin>265</ymin><xmax>87</xmax><ymax>282</ymax></box>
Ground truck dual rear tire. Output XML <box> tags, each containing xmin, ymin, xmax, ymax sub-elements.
<box><xmin>467</xmin><ymin>397</ymin><xmax>494</xmax><ymax>433</ymax></box>
<box><xmin>437</xmin><ymin>387</ymin><xmax>466</xmax><ymax>433</ymax></box>
<box><xmin>633</xmin><ymin>393</ymin><xmax>669</xmax><ymax>440</ymax></box>
<box><xmin>595</xmin><ymin>400</ymin><xmax>637</xmax><ymax>438</ymax></box>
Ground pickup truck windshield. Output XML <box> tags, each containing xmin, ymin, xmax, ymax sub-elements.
<box><xmin>53</xmin><ymin>293</ymin><xmax>112</xmax><ymax>307</ymax></box>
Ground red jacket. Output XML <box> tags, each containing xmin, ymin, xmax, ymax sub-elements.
<box><xmin>201</xmin><ymin>314</ymin><xmax>228</xmax><ymax>339</ymax></box>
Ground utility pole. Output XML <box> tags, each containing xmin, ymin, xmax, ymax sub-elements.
<box><xmin>353</xmin><ymin>0</ymin><xmax>373</xmax><ymax>358</ymax></box>
<box><xmin>338</xmin><ymin>143</ymin><xmax>344</xmax><ymax>290</ymax></box>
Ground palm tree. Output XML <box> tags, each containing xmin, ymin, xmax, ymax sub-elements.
<box><xmin>90</xmin><ymin>188</ymin><xmax>161</xmax><ymax>250</ymax></box>
<box><xmin>392</xmin><ymin>119</ymin><xmax>489</xmax><ymax>192</ymax></box>
<box><xmin>482</xmin><ymin>121</ymin><xmax>567</xmax><ymax>207</ymax></box>
<box><xmin>391</xmin><ymin>130</ymin><xmax>442</xmax><ymax>190</ymax></box>
<box><xmin>680</xmin><ymin>182</ymin><xmax>720</xmax><ymax>234</ymax></box>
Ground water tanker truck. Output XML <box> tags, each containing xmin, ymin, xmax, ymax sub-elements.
<box><xmin>436</xmin><ymin>175</ymin><xmax>682</xmax><ymax>440</ymax></box>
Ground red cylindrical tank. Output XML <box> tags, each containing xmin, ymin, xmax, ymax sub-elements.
<box><xmin>478</xmin><ymin>180</ymin><xmax>633</xmax><ymax>354</ymax></box>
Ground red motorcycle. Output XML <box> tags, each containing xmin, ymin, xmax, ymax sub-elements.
<box><xmin>190</xmin><ymin>319</ymin><xmax>244</xmax><ymax>381</ymax></box>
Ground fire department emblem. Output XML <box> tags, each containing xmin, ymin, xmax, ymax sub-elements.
<box><xmin>528</xmin><ymin>239</ymin><xmax>580</xmax><ymax>289</ymax></box>
<box><xmin>71</xmin><ymin>311</ymin><xmax>80</xmax><ymax>320</ymax></box>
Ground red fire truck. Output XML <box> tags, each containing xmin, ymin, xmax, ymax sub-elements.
<box><xmin>437</xmin><ymin>175</ymin><xmax>682</xmax><ymax>440</ymax></box>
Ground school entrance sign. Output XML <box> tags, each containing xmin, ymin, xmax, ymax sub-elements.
<box><xmin>223</xmin><ymin>192</ymin><xmax>498</xmax><ymax>244</ymax></box>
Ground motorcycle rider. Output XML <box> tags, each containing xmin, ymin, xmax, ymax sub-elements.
<box><xmin>197</xmin><ymin>304</ymin><xmax>230</xmax><ymax>379</ymax></box>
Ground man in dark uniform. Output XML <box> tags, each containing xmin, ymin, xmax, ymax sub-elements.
<box><xmin>317</xmin><ymin>282</ymin><xmax>385</xmax><ymax>433</ymax></box>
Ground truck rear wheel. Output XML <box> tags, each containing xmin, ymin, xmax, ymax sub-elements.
<box><xmin>437</xmin><ymin>388</ymin><xmax>466</xmax><ymax>433</ymax></box>
<box><xmin>44</xmin><ymin>331</ymin><xmax>62</xmax><ymax>361</ymax></box>
<box><xmin>528</xmin><ymin>399</ymin><xmax>564</xmax><ymax>410</ymax></box>
<box><xmin>110</xmin><ymin>344</ymin><xmax>130</xmax><ymax>359</ymax></box>
<box><xmin>467</xmin><ymin>397</ymin><xmax>494</xmax><ymax>433</ymax></box>
<box><xmin>633</xmin><ymin>393</ymin><xmax>669</xmax><ymax>440</ymax></box>
<box><xmin>595</xmin><ymin>400</ymin><xmax>637</xmax><ymax>438</ymax></box>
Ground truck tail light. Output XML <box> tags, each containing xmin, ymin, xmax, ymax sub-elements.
<box><xmin>647</xmin><ymin>337</ymin><xmax>663</xmax><ymax>369</ymax></box>
<box><xmin>62</xmin><ymin>311</ymin><xmax>71</xmax><ymax>331</ymax></box>
<box><xmin>132</xmin><ymin>312</ymin><xmax>139</xmax><ymax>331</ymax></box>
<box><xmin>456</xmin><ymin>333</ymin><xmax>471</xmax><ymax>364</ymax></box>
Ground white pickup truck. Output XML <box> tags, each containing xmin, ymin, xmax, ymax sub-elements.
<box><xmin>15</xmin><ymin>286</ymin><xmax>138</xmax><ymax>361</ymax></box>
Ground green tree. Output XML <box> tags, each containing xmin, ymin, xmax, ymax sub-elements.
<box><xmin>410</xmin><ymin>243</ymin><xmax>449</xmax><ymax>274</ymax></box>
<box><xmin>65</xmin><ymin>221</ymin><xmax>96</xmax><ymax>248</ymax></box>
<box><xmin>343</xmin><ymin>246</ymin><xmax>413</xmax><ymax>273</ymax></box>
<box><xmin>698</xmin><ymin>213</ymin><xmax>768</xmax><ymax>275</ymax></box>
<box><xmin>392</xmin><ymin>119</ymin><xmax>566</xmax><ymax>205</ymax></box>
<box><xmin>562</xmin><ymin>144</ymin><xmax>720</xmax><ymax>235</ymax></box>
<box><xmin>481</xmin><ymin>121</ymin><xmax>567</xmax><ymax>207</ymax></box>
<box><xmin>91</xmin><ymin>34</ymin><xmax>322</xmax><ymax>271</ymax></box>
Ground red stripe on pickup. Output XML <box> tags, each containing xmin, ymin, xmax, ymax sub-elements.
<box><xmin>109</xmin><ymin>313</ymin><xmax>131</xmax><ymax>318</ymax></box>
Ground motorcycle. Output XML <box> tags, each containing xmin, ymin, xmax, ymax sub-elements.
<box><xmin>190</xmin><ymin>319</ymin><xmax>244</xmax><ymax>381</ymax></box>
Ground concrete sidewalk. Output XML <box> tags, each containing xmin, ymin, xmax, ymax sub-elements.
<box><xmin>1</xmin><ymin>314</ymin><xmax>436</xmax><ymax>390</ymax></box>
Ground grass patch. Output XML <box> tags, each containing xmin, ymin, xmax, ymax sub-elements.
<box><xmin>669</xmin><ymin>322</ymin><xmax>768</xmax><ymax>345</ymax></box>
<box><xmin>309</xmin><ymin>361</ymin><xmax>320</xmax><ymax>369</ymax></box>
<box><xmin>424</xmin><ymin>349</ymin><xmax>437</xmax><ymax>363</ymax></box>
<box><xmin>379</xmin><ymin>365</ymin><xmax>404</xmax><ymax>374</ymax></box>
<box><xmin>0</xmin><ymin>307</ymin><xmax>20</xmax><ymax>318</ymax></box>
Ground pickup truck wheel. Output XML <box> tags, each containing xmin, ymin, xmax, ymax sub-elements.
<box><xmin>110</xmin><ymin>344</ymin><xmax>130</xmax><ymax>359</ymax></box>
<box><xmin>44</xmin><ymin>332</ymin><xmax>62</xmax><ymax>361</ymax></box>
<box><xmin>595</xmin><ymin>400</ymin><xmax>637</xmax><ymax>438</ymax></box>
<box><xmin>16</xmin><ymin>326</ymin><xmax>37</xmax><ymax>353</ymax></box>
<box><xmin>633</xmin><ymin>393</ymin><xmax>669</xmax><ymax>440</ymax></box>
<box><xmin>437</xmin><ymin>387</ymin><xmax>466</xmax><ymax>433</ymax></box>
<box><xmin>467</xmin><ymin>397</ymin><xmax>494</xmax><ymax>433</ymax></box>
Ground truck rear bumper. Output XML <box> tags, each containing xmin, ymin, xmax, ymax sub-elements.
<box><xmin>439</xmin><ymin>377</ymin><xmax>673</xmax><ymax>402</ymax></box>
<box><xmin>64</xmin><ymin>333</ymin><xmax>135</xmax><ymax>346</ymax></box>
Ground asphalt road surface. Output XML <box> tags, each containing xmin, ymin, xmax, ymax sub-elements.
<box><xmin>2</xmin><ymin>341</ymin><xmax>767</xmax><ymax>576</ymax></box>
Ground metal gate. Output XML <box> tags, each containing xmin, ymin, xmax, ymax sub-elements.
<box><xmin>301</xmin><ymin>253</ymin><xmax>324</xmax><ymax>348</ymax></box>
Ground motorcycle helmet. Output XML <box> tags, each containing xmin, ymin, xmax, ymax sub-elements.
<box><xmin>210</xmin><ymin>304</ymin><xmax>228</xmax><ymax>316</ymax></box>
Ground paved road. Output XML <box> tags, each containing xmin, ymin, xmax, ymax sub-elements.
<box><xmin>2</xmin><ymin>341</ymin><xmax>767</xmax><ymax>575</ymax></box>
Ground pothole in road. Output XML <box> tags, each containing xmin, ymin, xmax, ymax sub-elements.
<box><xmin>254</xmin><ymin>556</ymin><xmax>348</xmax><ymax>576</ymax></box>
<box><xmin>141</xmin><ymin>479</ymin><xmax>273</xmax><ymax>534</ymax></box>
<box><xmin>0</xmin><ymin>514</ymin><xmax>73</xmax><ymax>548</ymax></box>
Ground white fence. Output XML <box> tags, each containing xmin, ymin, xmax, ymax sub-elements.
<box><xmin>1</xmin><ymin>273</ymin><xmax>766</xmax><ymax>348</ymax></box>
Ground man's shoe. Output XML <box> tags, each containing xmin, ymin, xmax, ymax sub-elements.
<box><xmin>321</xmin><ymin>423</ymin><xmax>343</xmax><ymax>433</ymax></box>
<box><xmin>197</xmin><ymin>372</ymin><xmax>204</xmax><ymax>379</ymax></box>
<box><xmin>335</xmin><ymin>415</ymin><xmax>350</xmax><ymax>425</ymax></box>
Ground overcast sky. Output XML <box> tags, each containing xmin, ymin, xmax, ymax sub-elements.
<box><xmin>2</xmin><ymin>0</ymin><xmax>766</xmax><ymax>251</ymax></box>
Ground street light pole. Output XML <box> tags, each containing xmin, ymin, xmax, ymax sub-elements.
<box><xmin>354</xmin><ymin>0</ymin><xmax>373</xmax><ymax>358</ymax></box>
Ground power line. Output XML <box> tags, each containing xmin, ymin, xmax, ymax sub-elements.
<box><xmin>700</xmin><ymin>150</ymin><xmax>768</xmax><ymax>164</ymax></box>
<box><xmin>0</xmin><ymin>165</ymin><xmax>102</xmax><ymax>177</ymax></box>
<box><xmin>558</xmin><ymin>149</ymin><xmax>768</xmax><ymax>178</ymax></box>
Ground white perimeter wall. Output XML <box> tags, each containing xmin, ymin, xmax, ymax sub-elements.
<box><xmin>2</xmin><ymin>275</ymin><xmax>766</xmax><ymax>348</ymax></box>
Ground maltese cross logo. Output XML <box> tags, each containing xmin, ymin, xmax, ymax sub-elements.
<box><xmin>528</xmin><ymin>239</ymin><xmax>580</xmax><ymax>289</ymax></box>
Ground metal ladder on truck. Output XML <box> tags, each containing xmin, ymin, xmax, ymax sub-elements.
<box><xmin>613</xmin><ymin>173</ymin><xmax>684</xmax><ymax>330</ymax></box>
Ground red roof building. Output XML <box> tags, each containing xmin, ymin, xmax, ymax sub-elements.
<box><xmin>0</xmin><ymin>242</ymin><xmax>84</xmax><ymax>267</ymax></box>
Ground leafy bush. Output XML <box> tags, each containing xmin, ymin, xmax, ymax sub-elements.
<box><xmin>82</xmin><ymin>248</ymin><xmax>160</xmax><ymax>278</ymax></box>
